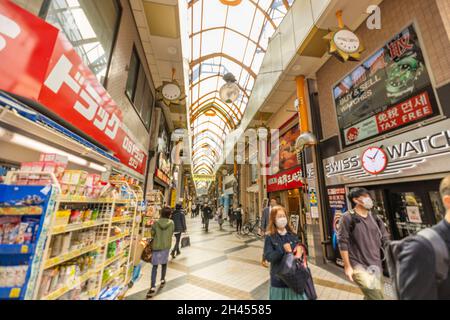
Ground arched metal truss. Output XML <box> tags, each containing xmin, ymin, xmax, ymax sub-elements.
<box><xmin>188</xmin><ymin>0</ymin><xmax>293</xmax><ymax>186</ymax></box>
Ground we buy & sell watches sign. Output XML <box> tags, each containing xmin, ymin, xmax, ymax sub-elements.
<box><xmin>0</xmin><ymin>1</ymin><xmax>147</xmax><ymax>175</ymax></box>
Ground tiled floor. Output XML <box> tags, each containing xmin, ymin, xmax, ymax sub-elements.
<box><xmin>125</xmin><ymin>217</ymin><xmax>372</xmax><ymax>300</ymax></box>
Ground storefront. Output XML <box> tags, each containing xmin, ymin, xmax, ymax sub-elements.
<box><xmin>324</xmin><ymin>119</ymin><xmax>450</xmax><ymax>242</ymax></box>
<box><xmin>316</xmin><ymin>20</ymin><xmax>449</xmax><ymax>266</ymax></box>
<box><xmin>266</xmin><ymin>116</ymin><xmax>304</xmax><ymax>225</ymax></box>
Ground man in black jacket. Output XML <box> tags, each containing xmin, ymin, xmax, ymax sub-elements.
<box><xmin>397</xmin><ymin>176</ymin><xmax>450</xmax><ymax>299</ymax></box>
<box><xmin>171</xmin><ymin>203</ymin><xmax>187</xmax><ymax>259</ymax></box>
<box><xmin>202</xmin><ymin>203</ymin><xmax>213</xmax><ymax>232</ymax></box>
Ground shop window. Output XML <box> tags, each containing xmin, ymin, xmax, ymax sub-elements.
<box><xmin>125</xmin><ymin>47</ymin><xmax>155</xmax><ymax>130</ymax></box>
<box><xmin>43</xmin><ymin>0</ymin><xmax>121</xmax><ymax>85</ymax></box>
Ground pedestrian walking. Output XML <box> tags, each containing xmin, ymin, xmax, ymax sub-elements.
<box><xmin>388</xmin><ymin>175</ymin><xmax>450</xmax><ymax>300</ymax></box>
<box><xmin>235</xmin><ymin>204</ymin><xmax>243</xmax><ymax>234</ymax></box>
<box><xmin>202</xmin><ymin>203</ymin><xmax>213</xmax><ymax>232</ymax></box>
<box><xmin>147</xmin><ymin>207</ymin><xmax>174</xmax><ymax>298</ymax></box>
<box><xmin>171</xmin><ymin>203</ymin><xmax>187</xmax><ymax>259</ymax></box>
<box><xmin>191</xmin><ymin>203</ymin><xmax>197</xmax><ymax>218</ymax></box>
<box><xmin>261</xmin><ymin>198</ymin><xmax>277</xmax><ymax>267</ymax></box>
<box><xmin>217</xmin><ymin>205</ymin><xmax>224</xmax><ymax>230</ymax></box>
<box><xmin>229</xmin><ymin>207</ymin><xmax>235</xmax><ymax>227</ymax></box>
<box><xmin>337</xmin><ymin>187</ymin><xmax>390</xmax><ymax>300</ymax></box>
<box><xmin>263</xmin><ymin>205</ymin><xmax>308</xmax><ymax>300</ymax></box>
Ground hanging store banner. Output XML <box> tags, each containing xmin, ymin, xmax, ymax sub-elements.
<box><xmin>267</xmin><ymin>166</ymin><xmax>303</xmax><ymax>193</ymax></box>
<box><xmin>192</xmin><ymin>174</ymin><xmax>216</xmax><ymax>182</ymax></box>
<box><xmin>0</xmin><ymin>1</ymin><xmax>147</xmax><ymax>175</ymax></box>
<box><xmin>333</xmin><ymin>24</ymin><xmax>440</xmax><ymax>148</ymax></box>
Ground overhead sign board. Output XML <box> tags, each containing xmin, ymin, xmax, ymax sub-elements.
<box><xmin>0</xmin><ymin>2</ymin><xmax>147</xmax><ymax>175</ymax></box>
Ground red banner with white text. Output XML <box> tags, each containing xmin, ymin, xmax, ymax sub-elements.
<box><xmin>0</xmin><ymin>1</ymin><xmax>147</xmax><ymax>175</ymax></box>
<box><xmin>267</xmin><ymin>166</ymin><xmax>303</xmax><ymax>193</ymax></box>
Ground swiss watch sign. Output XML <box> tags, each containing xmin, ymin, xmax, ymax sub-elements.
<box><xmin>0</xmin><ymin>1</ymin><xmax>147</xmax><ymax>175</ymax></box>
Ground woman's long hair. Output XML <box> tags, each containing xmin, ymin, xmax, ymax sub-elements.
<box><xmin>268</xmin><ymin>205</ymin><xmax>294</xmax><ymax>236</ymax></box>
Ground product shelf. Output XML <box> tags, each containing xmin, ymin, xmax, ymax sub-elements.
<box><xmin>0</xmin><ymin>244</ymin><xmax>35</xmax><ymax>255</ymax></box>
<box><xmin>51</xmin><ymin>220</ymin><xmax>108</xmax><ymax>235</ymax></box>
<box><xmin>101</xmin><ymin>269</ymin><xmax>125</xmax><ymax>288</ymax></box>
<box><xmin>111</xmin><ymin>216</ymin><xmax>133</xmax><ymax>224</ymax></box>
<box><xmin>41</xmin><ymin>267</ymin><xmax>102</xmax><ymax>300</ymax></box>
<box><xmin>44</xmin><ymin>243</ymin><xmax>102</xmax><ymax>269</ymax></box>
<box><xmin>108</xmin><ymin>232</ymin><xmax>130</xmax><ymax>243</ymax></box>
<box><xmin>57</xmin><ymin>197</ymin><xmax>116</xmax><ymax>204</ymax></box>
<box><xmin>0</xmin><ymin>287</ymin><xmax>22</xmax><ymax>299</ymax></box>
<box><xmin>103</xmin><ymin>251</ymin><xmax>126</xmax><ymax>268</ymax></box>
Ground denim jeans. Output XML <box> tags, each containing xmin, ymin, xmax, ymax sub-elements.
<box><xmin>172</xmin><ymin>232</ymin><xmax>181</xmax><ymax>255</ymax></box>
<box><xmin>151</xmin><ymin>264</ymin><xmax>167</xmax><ymax>288</ymax></box>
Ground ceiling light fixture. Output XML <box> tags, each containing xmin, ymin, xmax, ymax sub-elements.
<box><xmin>219</xmin><ymin>73</ymin><xmax>240</xmax><ymax>104</ymax></box>
<box><xmin>219</xmin><ymin>0</ymin><xmax>242</xmax><ymax>6</ymax></box>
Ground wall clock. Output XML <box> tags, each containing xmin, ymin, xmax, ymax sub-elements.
<box><xmin>324</xmin><ymin>11</ymin><xmax>364</xmax><ymax>62</ymax></box>
<box><xmin>361</xmin><ymin>147</ymin><xmax>388</xmax><ymax>175</ymax></box>
<box><xmin>158</xmin><ymin>80</ymin><xmax>184</xmax><ymax>107</ymax></box>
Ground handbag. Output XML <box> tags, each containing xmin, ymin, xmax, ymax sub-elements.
<box><xmin>276</xmin><ymin>253</ymin><xmax>309</xmax><ymax>294</ymax></box>
<box><xmin>297</xmin><ymin>244</ymin><xmax>317</xmax><ymax>300</ymax></box>
<box><xmin>181</xmin><ymin>234</ymin><xmax>190</xmax><ymax>248</ymax></box>
<box><xmin>141</xmin><ymin>238</ymin><xmax>154</xmax><ymax>263</ymax></box>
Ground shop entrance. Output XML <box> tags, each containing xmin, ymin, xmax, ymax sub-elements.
<box><xmin>366</xmin><ymin>180</ymin><xmax>445</xmax><ymax>241</ymax></box>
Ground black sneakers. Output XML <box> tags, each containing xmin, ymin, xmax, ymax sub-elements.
<box><xmin>146</xmin><ymin>287</ymin><xmax>156</xmax><ymax>299</ymax></box>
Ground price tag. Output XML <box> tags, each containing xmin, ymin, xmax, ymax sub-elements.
<box><xmin>53</xmin><ymin>225</ymin><xmax>66</xmax><ymax>233</ymax></box>
<box><xmin>20</xmin><ymin>245</ymin><xmax>29</xmax><ymax>254</ymax></box>
<box><xmin>9</xmin><ymin>288</ymin><xmax>21</xmax><ymax>298</ymax></box>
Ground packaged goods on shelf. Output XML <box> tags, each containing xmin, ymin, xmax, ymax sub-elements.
<box><xmin>0</xmin><ymin>216</ymin><xmax>40</xmax><ymax>245</ymax></box>
<box><xmin>0</xmin><ymin>265</ymin><xmax>29</xmax><ymax>287</ymax></box>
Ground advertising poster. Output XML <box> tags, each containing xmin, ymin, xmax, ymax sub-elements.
<box><xmin>327</xmin><ymin>187</ymin><xmax>348</xmax><ymax>266</ymax></box>
<box><xmin>279</xmin><ymin>124</ymin><xmax>300</xmax><ymax>171</ymax></box>
<box><xmin>333</xmin><ymin>24</ymin><xmax>439</xmax><ymax>147</ymax></box>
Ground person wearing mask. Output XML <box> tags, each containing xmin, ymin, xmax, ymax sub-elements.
<box><xmin>147</xmin><ymin>207</ymin><xmax>174</xmax><ymax>298</ymax></box>
<box><xmin>202</xmin><ymin>203</ymin><xmax>213</xmax><ymax>232</ymax></box>
<box><xmin>337</xmin><ymin>188</ymin><xmax>390</xmax><ymax>300</ymax></box>
<box><xmin>261</xmin><ymin>199</ymin><xmax>277</xmax><ymax>267</ymax></box>
<box><xmin>235</xmin><ymin>204</ymin><xmax>243</xmax><ymax>234</ymax></box>
<box><xmin>395</xmin><ymin>175</ymin><xmax>450</xmax><ymax>300</ymax></box>
<box><xmin>171</xmin><ymin>203</ymin><xmax>187</xmax><ymax>259</ymax></box>
<box><xmin>263</xmin><ymin>205</ymin><xmax>307</xmax><ymax>300</ymax></box>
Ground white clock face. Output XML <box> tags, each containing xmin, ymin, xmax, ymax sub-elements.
<box><xmin>333</xmin><ymin>29</ymin><xmax>360</xmax><ymax>53</ymax></box>
<box><xmin>162</xmin><ymin>83</ymin><xmax>181</xmax><ymax>101</ymax></box>
<box><xmin>362</xmin><ymin>147</ymin><xmax>388</xmax><ymax>175</ymax></box>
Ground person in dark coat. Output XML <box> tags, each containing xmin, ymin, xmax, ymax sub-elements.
<box><xmin>263</xmin><ymin>205</ymin><xmax>308</xmax><ymax>300</ymax></box>
<box><xmin>171</xmin><ymin>203</ymin><xmax>187</xmax><ymax>259</ymax></box>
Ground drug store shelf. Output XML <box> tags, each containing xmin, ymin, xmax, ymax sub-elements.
<box><xmin>41</xmin><ymin>267</ymin><xmax>102</xmax><ymax>300</ymax></box>
<box><xmin>51</xmin><ymin>220</ymin><xmax>108</xmax><ymax>235</ymax></box>
<box><xmin>0</xmin><ymin>244</ymin><xmax>35</xmax><ymax>255</ymax></box>
<box><xmin>44</xmin><ymin>243</ymin><xmax>102</xmax><ymax>269</ymax></box>
<box><xmin>102</xmin><ymin>268</ymin><xmax>125</xmax><ymax>289</ymax></box>
<box><xmin>108</xmin><ymin>232</ymin><xmax>130</xmax><ymax>243</ymax></box>
<box><xmin>111</xmin><ymin>216</ymin><xmax>133</xmax><ymax>223</ymax></box>
<box><xmin>103</xmin><ymin>251</ymin><xmax>126</xmax><ymax>268</ymax></box>
<box><xmin>57</xmin><ymin>197</ymin><xmax>116</xmax><ymax>204</ymax></box>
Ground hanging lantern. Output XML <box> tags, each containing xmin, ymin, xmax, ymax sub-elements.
<box><xmin>219</xmin><ymin>73</ymin><xmax>240</xmax><ymax>104</ymax></box>
<box><xmin>219</xmin><ymin>0</ymin><xmax>242</xmax><ymax>6</ymax></box>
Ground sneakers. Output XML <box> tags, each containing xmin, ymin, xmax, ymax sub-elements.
<box><xmin>171</xmin><ymin>251</ymin><xmax>176</xmax><ymax>259</ymax></box>
<box><xmin>160</xmin><ymin>280</ymin><xmax>166</xmax><ymax>288</ymax></box>
<box><xmin>146</xmin><ymin>287</ymin><xmax>156</xmax><ymax>298</ymax></box>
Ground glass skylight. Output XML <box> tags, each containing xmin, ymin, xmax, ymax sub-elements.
<box><xmin>187</xmin><ymin>0</ymin><xmax>292</xmax><ymax>186</ymax></box>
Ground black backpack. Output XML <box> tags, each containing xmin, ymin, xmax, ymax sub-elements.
<box><xmin>386</xmin><ymin>228</ymin><xmax>449</xmax><ymax>299</ymax></box>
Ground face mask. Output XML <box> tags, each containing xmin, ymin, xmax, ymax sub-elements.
<box><xmin>361</xmin><ymin>197</ymin><xmax>374</xmax><ymax>210</ymax></box>
<box><xmin>275</xmin><ymin>217</ymin><xmax>288</xmax><ymax>229</ymax></box>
